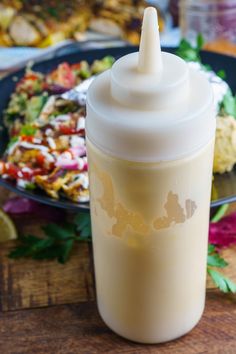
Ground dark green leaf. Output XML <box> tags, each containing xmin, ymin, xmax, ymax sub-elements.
<box><xmin>217</xmin><ymin>69</ymin><xmax>226</xmax><ymax>80</ymax></box>
<box><xmin>9</xmin><ymin>246</ymin><xmax>33</xmax><ymax>258</ymax></box>
<box><xmin>74</xmin><ymin>213</ymin><xmax>92</xmax><ymax>238</ymax></box>
<box><xmin>196</xmin><ymin>33</ymin><xmax>204</xmax><ymax>50</ymax></box>
<box><xmin>80</xmin><ymin>225</ymin><xmax>92</xmax><ymax>238</ymax></box>
<box><xmin>42</xmin><ymin>223</ymin><xmax>76</xmax><ymax>240</ymax></box>
<box><xmin>77</xmin><ymin>236</ymin><xmax>92</xmax><ymax>242</ymax></box>
<box><xmin>207</xmin><ymin>268</ymin><xmax>236</xmax><ymax>293</ymax></box>
<box><xmin>20</xmin><ymin>234</ymin><xmax>42</xmax><ymax>245</ymax></box>
<box><xmin>25</xmin><ymin>182</ymin><xmax>36</xmax><ymax>190</ymax></box>
<box><xmin>31</xmin><ymin>237</ymin><xmax>54</xmax><ymax>251</ymax></box>
<box><xmin>8</xmin><ymin>236</ymin><xmax>54</xmax><ymax>259</ymax></box>
<box><xmin>58</xmin><ymin>239</ymin><xmax>74</xmax><ymax>264</ymax></box>
<box><xmin>74</xmin><ymin>213</ymin><xmax>90</xmax><ymax>229</ymax></box>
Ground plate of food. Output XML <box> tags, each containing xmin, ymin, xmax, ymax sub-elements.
<box><xmin>0</xmin><ymin>1</ymin><xmax>166</xmax><ymax>71</ymax></box>
<box><xmin>0</xmin><ymin>44</ymin><xmax>236</xmax><ymax>211</ymax></box>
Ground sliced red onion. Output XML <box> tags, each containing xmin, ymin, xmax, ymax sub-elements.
<box><xmin>56</xmin><ymin>158</ymin><xmax>79</xmax><ymax>170</ymax></box>
<box><xmin>48</xmin><ymin>84</ymin><xmax>70</xmax><ymax>95</ymax></box>
<box><xmin>70</xmin><ymin>146</ymin><xmax>86</xmax><ymax>158</ymax></box>
<box><xmin>3</xmin><ymin>197</ymin><xmax>64</xmax><ymax>220</ymax></box>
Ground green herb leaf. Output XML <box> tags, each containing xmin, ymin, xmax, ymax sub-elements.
<box><xmin>20</xmin><ymin>124</ymin><xmax>37</xmax><ymax>136</ymax></box>
<box><xmin>42</xmin><ymin>223</ymin><xmax>76</xmax><ymax>240</ymax></box>
<box><xmin>9</xmin><ymin>245</ymin><xmax>33</xmax><ymax>258</ymax></box>
<box><xmin>211</xmin><ymin>204</ymin><xmax>229</xmax><ymax>223</ymax></box>
<box><xmin>25</xmin><ymin>182</ymin><xmax>36</xmax><ymax>190</ymax></box>
<box><xmin>8</xmin><ymin>214</ymin><xmax>91</xmax><ymax>263</ymax></box>
<box><xmin>58</xmin><ymin>239</ymin><xmax>74</xmax><ymax>264</ymax></box>
<box><xmin>74</xmin><ymin>213</ymin><xmax>92</xmax><ymax>239</ymax></box>
<box><xmin>196</xmin><ymin>33</ymin><xmax>205</xmax><ymax>50</ymax></box>
<box><xmin>207</xmin><ymin>268</ymin><xmax>236</xmax><ymax>293</ymax></box>
<box><xmin>220</xmin><ymin>90</ymin><xmax>236</xmax><ymax>118</ymax></box>
<box><xmin>207</xmin><ymin>254</ymin><xmax>228</xmax><ymax>268</ymax></box>
<box><xmin>176</xmin><ymin>37</ymin><xmax>202</xmax><ymax>62</ymax></box>
<box><xmin>217</xmin><ymin>69</ymin><xmax>226</xmax><ymax>80</ymax></box>
<box><xmin>7</xmin><ymin>136</ymin><xmax>18</xmax><ymax>150</ymax></box>
<box><xmin>9</xmin><ymin>235</ymin><xmax>54</xmax><ymax>259</ymax></box>
<box><xmin>208</xmin><ymin>244</ymin><xmax>215</xmax><ymax>254</ymax></box>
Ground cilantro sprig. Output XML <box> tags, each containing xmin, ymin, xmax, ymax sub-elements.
<box><xmin>176</xmin><ymin>34</ymin><xmax>204</xmax><ymax>62</ymax></box>
<box><xmin>207</xmin><ymin>243</ymin><xmax>236</xmax><ymax>293</ymax></box>
<box><xmin>8</xmin><ymin>213</ymin><xmax>91</xmax><ymax>264</ymax></box>
<box><xmin>220</xmin><ymin>89</ymin><xmax>236</xmax><ymax>118</ymax></box>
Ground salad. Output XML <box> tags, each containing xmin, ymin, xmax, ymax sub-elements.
<box><xmin>0</xmin><ymin>56</ymin><xmax>114</xmax><ymax>202</ymax></box>
<box><xmin>1</xmin><ymin>38</ymin><xmax>236</xmax><ymax>204</ymax></box>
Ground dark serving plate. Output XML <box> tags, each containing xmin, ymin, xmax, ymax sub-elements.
<box><xmin>0</xmin><ymin>46</ymin><xmax>236</xmax><ymax>211</ymax></box>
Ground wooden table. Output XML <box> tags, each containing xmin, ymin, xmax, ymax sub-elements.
<box><xmin>0</xmin><ymin>187</ymin><xmax>236</xmax><ymax>353</ymax></box>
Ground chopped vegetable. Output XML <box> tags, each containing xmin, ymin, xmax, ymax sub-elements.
<box><xmin>0</xmin><ymin>57</ymin><xmax>114</xmax><ymax>203</ymax></box>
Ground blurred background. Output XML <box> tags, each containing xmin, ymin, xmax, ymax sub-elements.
<box><xmin>0</xmin><ymin>0</ymin><xmax>236</xmax><ymax>73</ymax></box>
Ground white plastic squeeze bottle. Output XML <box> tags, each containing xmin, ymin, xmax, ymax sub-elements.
<box><xmin>86</xmin><ymin>7</ymin><xmax>216</xmax><ymax>344</ymax></box>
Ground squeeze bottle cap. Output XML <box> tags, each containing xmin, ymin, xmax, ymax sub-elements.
<box><xmin>86</xmin><ymin>7</ymin><xmax>215</xmax><ymax>162</ymax></box>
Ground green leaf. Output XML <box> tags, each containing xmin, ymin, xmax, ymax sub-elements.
<box><xmin>220</xmin><ymin>90</ymin><xmax>236</xmax><ymax>118</ymax></box>
<box><xmin>58</xmin><ymin>239</ymin><xmax>74</xmax><ymax>264</ymax></box>
<box><xmin>20</xmin><ymin>124</ymin><xmax>37</xmax><ymax>136</ymax></box>
<box><xmin>80</xmin><ymin>225</ymin><xmax>91</xmax><ymax>238</ymax></box>
<box><xmin>207</xmin><ymin>254</ymin><xmax>228</xmax><ymax>268</ymax></box>
<box><xmin>20</xmin><ymin>234</ymin><xmax>41</xmax><ymax>245</ymax></box>
<box><xmin>176</xmin><ymin>38</ymin><xmax>201</xmax><ymax>62</ymax></box>
<box><xmin>9</xmin><ymin>246</ymin><xmax>33</xmax><ymax>259</ymax></box>
<box><xmin>208</xmin><ymin>244</ymin><xmax>215</xmax><ymax>254</ymax></box>
<box><xmin>217</xmin><ymin>69</ymin><xmax>226</xmax><ymax>80</ymax></box>
<box><xmin>211</xmin><ymin>204</ymin><xmax>229</xmax><ymax>223</ymax></box>
<box><xmin>74</xmin><ymin>213</ymin><xmax>92</xmax><ymax>238</ymax></box>
<box><xmin>8</xmin><ymin>236</ymin><xmax>54</xmax><ymax>259</ymax></box>
<box><xmin>25</xmin><ymin>182</ymin><xmax>36</xmax><ymax>190</ymax></box>
<box><xmin>42</xmin><ymin>223</ymin><xmax>76</xmax><ymax>240</ymax></box>
<box><xmin>7</xmin><ymin>136</ymin><xmax>18</xmax><ymax>149</ymax></box>
<box><xmin>196</xmin><ymin>33</ymin><xmax>205</xmax><ymax>50</ymax></box>
<box><xmin>30</xmin><ymin>237</ymin><xmax>55</xmax><ymax>252</ymax></box>
<box><xmin>207</xmin><ymin>268</ymin><xmax>236</xmax><ymax>293</ymax></box>
<box><xmin>74</xmin><ymin>213</ymin><xmax>90</xmax><ymax>228</ymax></box>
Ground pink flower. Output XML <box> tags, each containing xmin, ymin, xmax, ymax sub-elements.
<box><xmin>209</xmin><ymin>212</ymin><xmax>236</xmax><ymax>248</ymax></box>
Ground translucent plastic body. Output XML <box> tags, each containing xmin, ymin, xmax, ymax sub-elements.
<box><xmin>87</xmin><ymin>138</ymin><xmax>214</xmax><ymax>344</ymax></box>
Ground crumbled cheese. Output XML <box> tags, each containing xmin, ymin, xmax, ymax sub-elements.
<box><xmin>41</xmin><ymin>151</ymin><xmax>55</xmax><ymax>163</ymax></box>
<box><xmin>22</xmin><ymin>167</ymin><xmax>33</xmax><ymax>173</ymax></box>
<box><xmin>47</xmin><ymin>137</ymin><xmax>56</xmax><ymax>150</ymax></box>
<box><xmin>45</xmin><ymin>128</ymin><xmax>53</xmax><ymax>136</ymax></box>
<box><xmin>20</xmin><ymin>141</ymin><xmax>49</xmax><ymax>152</ymax></box>
<box><xmin>69</xmin><ymin>173</ymin><xmax>89</xmax><ymax>189</ymax></box>
<box><xmin>17</xmin><ymin>179</ymin><xmax>29</xmax><ymax>188</ymax></box>
<box><xmin>78</xmin><ymin>195</ymin><xmax>89</xmax><ymax>202</ymax></box>
<box><xmin>17</xmin><ymin>171</ymin><xmax>23</xmax><ymax>178</ymax></box>
<box><xmin>70</xmin><ymin>135</ymin><xmax>85</xmax><ymax>148</ymax></box>
<box><xmin>76</xmin><ymin>117</ymin><xmax>85</xmax><ymax>130</ymax></box>
<box><xmin>33</xmin><ymin>138</ymin><xmax>42</xmax><ymax>144</ymax></box>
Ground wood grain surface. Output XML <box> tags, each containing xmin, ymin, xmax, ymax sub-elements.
<box><xmin>0</xmin><ymin>292</ymin><xmax>236</xmax><ymax>354</ymax></box>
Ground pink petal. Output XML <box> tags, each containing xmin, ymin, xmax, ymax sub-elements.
<box><xmin>209</xmin><ymin>212</ymin><xmax>236</xmax><ymax>248</ymax></box>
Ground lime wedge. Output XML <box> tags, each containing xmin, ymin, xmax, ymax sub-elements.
<box><xmin>0</xmin><ymin>209</ymin><xmax>17</xmax><ymax>242</ymax></box>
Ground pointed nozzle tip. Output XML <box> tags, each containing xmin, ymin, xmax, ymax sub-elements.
<box><xmin>138</xmin><ymin>6</ymin><xmax>163</xmax><ymax>75</ymax></box>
